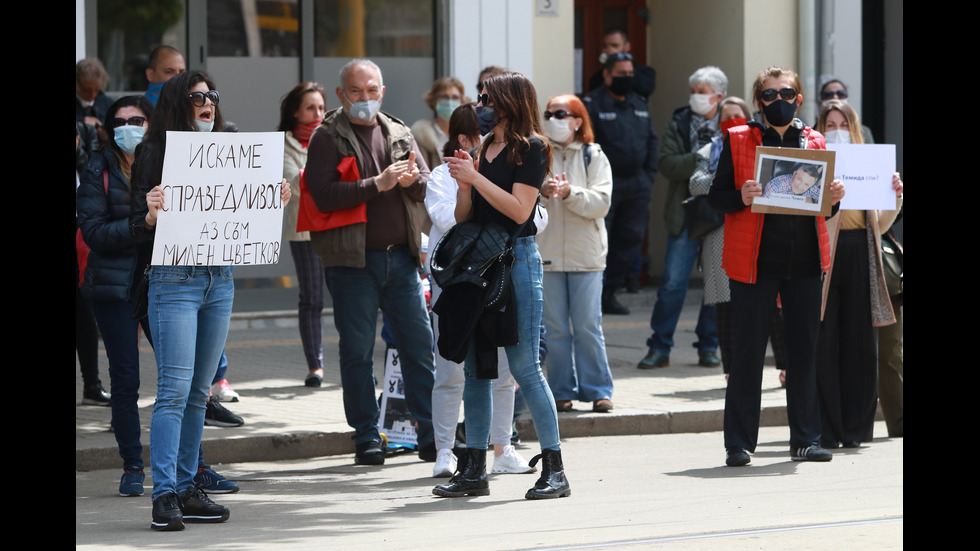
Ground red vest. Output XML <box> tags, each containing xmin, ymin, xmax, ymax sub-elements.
<box><xmin>721</xmin><ymin>125</ymin><xmax>831</xmax><ymax>284</ymax></box>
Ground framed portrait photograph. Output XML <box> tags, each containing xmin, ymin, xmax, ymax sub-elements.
<box><xmin>751</xmin><ymin>147</ymin><xmax>836</xmax><ymax>217</ymax></box>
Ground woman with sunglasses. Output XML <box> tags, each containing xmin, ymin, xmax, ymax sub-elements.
<box><xmin>708</xmin><ymin>66</ymin><xmax>845</xmax><ymax>467</ymax></box>
<box><xmin>434</xmin><ymin>72</ymin><xmax>570</xmax><ymax>500</ymax></box>
<box><xmin>77</xmin><ymin>95</ymin><xmax>154</xmax><ymax>497</ymax></box>
<box><xmin>814</xmin><ymin>100</ymin><xmax>903</xmax><ymax>448</ymax></box>
<box><xmin>818</xmin><ymin>79</ymin><xmax>875</xmax><ymax>144</ymax></box>
<box><xmin>131</xmin><ymin>71</ymin><xmax>290</xmax><ymax>530</ymax></box>
<box><xmin>537</xmin><ymin>94</ymin><xmax>614</xmax><ymax>413</ymax></box>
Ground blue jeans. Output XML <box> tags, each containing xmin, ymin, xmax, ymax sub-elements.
<box><xmin>543</xmin><ymin>270</ymin><xmax>613</xmax><ymax>401</ymax></box>
<box><xmin>463</xmin><ymin>238</ymin><xmax>560</xmax><ymax>450</ymax></box>
<box><xmin>148</xmin><ymin>265</ymin><xmax>234</xmax><ymax>499</ymax></box>
<box><xmin>646</xmin><ymin>228</ymin><xmax>718</xmax><ymax>354</ymax></box>
<box><xmin>323</xmin><ymin>246</ymin><xmax>434</xmax><ymax>447</ymax></box>
<box><xmin>91</xmin><ymin>300</ymin><xmax>151</xmax><ymax>471</ymax></box>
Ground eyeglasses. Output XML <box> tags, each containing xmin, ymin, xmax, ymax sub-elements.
<box><xmin>821</xmin><ymin>89</ymin><xmax>848</xmax><ymax>100</ymax></box>
<box><xmin>112</xmin><ymin>116</ymin><xmax>146</xmax><ymax>127</ymax></box>
<box><xmin>760</xmin><ymin>87</ymin><xmax>798</xmax><ymax>102</ymax></box>
<box><xmin>606</xmin><ymin>52</ymin><xmax>633</xmax><ymax>63</ymax></box>
<box><xmin>477</xmin><ymin>93</ymin><xmax>491</xmax><ymax>107</ymax></box>
<box><xmin>188</xmin><ymin>90</ymin><xmax>220</xmax><ymax>107</ymax></box>
<box><xmin>543</xmin><ymin>110</ymin><xmax>575</xmax><ymax>120</ymax></box>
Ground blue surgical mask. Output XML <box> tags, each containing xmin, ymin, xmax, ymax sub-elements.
<box><xmin>113</xmin><ymin>125</ymin><xmax>146</xmax><ymax>155</ymax></box>
<box><xmin>195</xmin><ymin>119</ymin><xmax>215</xmax><ymax>132</ymax></box>
<box><xmin>436</xmin><ymin>99</ymin><xmax>460</xmax><ymax>121</ymax></box>
<box><xmin>145</xmin><ymin>81</ymin><xmax>165</xmax><ymax>106</ymax></box>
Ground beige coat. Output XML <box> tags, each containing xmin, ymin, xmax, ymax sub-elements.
<box><xmin>536</xmin><ymin>141</ymin><xmax>612</xmax><ymax>272</ymax></box>
<box><xmin>821</xmin><ymin>199</ymin><xmax>903</xmax><ymax>326</ymax></box>
<box><xmin>282</xmin><ymin>131</ymin><xmax>309</xmax><ymax>242</ymax></box>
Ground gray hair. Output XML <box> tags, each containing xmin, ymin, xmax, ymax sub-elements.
<box><xmin>76</xmin><ymin>58</ymin><xmax>109</xmax><ymax>89</ymax></box>
<box><xmin>339</xmin><ymin>58</ymin><xmax>384</xmax><ymax>89</ymax></box>
<box><xmin>689</xmin><ymin>66</ymin><xmax>727</xmax><ymax>97</ymax></box>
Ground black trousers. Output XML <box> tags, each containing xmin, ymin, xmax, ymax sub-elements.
<box><xmin>725</xmin><ymin>274</ymin><xmax>823</xmax><ymax>452</ymax></box>
<box><xmin>817</xmin><ymin>229</ymin><xmax>878</xmax><ymax>445</ymax></box>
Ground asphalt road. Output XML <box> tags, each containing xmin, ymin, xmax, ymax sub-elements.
<box><xmin>76</xmin><ymin>423</ymin><xmax>903</xmax><ymax>550</ymax></box>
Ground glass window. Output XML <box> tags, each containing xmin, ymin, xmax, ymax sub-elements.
<box><xmin>95</xmin><ymin>0</ymin><xmax>186</xmax><ymax>92</ymax></box>
<box><xmin>208</xmin><ymin>0</ymin><xmax>300</xmax><ymax>57</ymax></box>
<box><xmin>313</xmin><ymin>0</ymin><xmax>432</xmax><ymax>57</ymax></box>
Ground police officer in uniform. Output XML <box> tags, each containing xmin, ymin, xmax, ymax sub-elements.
<box><xmin>584</xmin><ymin>52</ymin><xmax>659</xmax><ymax>315</ymax></box>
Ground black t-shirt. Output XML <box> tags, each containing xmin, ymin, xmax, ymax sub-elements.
<box><xmin>472</xmin><ymin>136</ymin><xmax>547</xmax><ymax>237</ymax></box>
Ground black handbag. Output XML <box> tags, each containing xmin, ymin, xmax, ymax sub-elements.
<box><xmin>682</xmin><ymin>195</ymin><xmax>724</xmax><ymax>240</ymax></box>
<box><xmin>880</xmin><ymin>230</ymin><xmax>903</xmax><ymax>298</ymax></box>
<box><xmin>430</xmin><ymin>203</ymin><xmax>536</xmax><ymax>311</ymax></box>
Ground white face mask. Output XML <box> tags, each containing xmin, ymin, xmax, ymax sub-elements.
<box><xmin>689</xmin><ymin>93</ymin><xmax>716</xmax><ymax>116</ymax></box>
<box><xmin>824</xmin><ymin>129</ymin><xmax>851</xmax><ymax>144</ymax></box>
<box><xmin>544</xmin><ymin>117</ymin><xmax>575</xmax><ymax>144</ymax></box>
<box><xmin>194</xmin><ymin>119</ymin><xmax>215</xmax><ymax>133</ymax></box>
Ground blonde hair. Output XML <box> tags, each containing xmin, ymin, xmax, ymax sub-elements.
<box><xmin>816</xmin><ymin>100</ymin><xmax>863</xmax><ymax>144</ymax></box>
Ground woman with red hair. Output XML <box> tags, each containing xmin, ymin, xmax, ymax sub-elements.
<box><xmin>537</xmin><ymin>94</ymin><xmax>615</xmax><ymax>413</ymax></box>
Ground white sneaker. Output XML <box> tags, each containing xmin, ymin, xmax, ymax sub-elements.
<box><xmin>210</xmin><ymin>379</ymin><xmax>240</xmax><ymax>402</ymax></box>
<box><xmin>433</xmin><ymin>449</ymin><xmax>457</xmax><ymax>478</ymax></box>
<box><xmin>491</xmin><ymin>445</ymin><xmax>536</xmax><ymax>474</ymax></box>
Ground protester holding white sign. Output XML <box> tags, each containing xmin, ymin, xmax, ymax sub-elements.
<box><xmin>129</xmin><ymin>71</ymin><xmax>290</xmax><ymax>532</ymax></box>
<box><xmin>814</xmin><ymin>99</ymin><xmax>903</xmax><ymax>448</ymax></box>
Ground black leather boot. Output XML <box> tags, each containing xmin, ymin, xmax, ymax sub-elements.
<box><xmin>525</xmin><ymin>449</ymin><xmax>571</xmax><ymax>499</ymax></box>
<box><xmin>432</xmin><ymin>448</ymin><xmax>489</xmax><ymax>497</ymax></box>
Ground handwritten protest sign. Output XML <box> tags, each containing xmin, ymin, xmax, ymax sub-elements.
<box><xmin>827</xmin><ymin>143</ymin><xmax>896</xmax><ymax>210</ymax></box>
<box><xmin>151</xmin><ymin>131</ymin><xmax>285</xmax><ymax>266</ymax></box>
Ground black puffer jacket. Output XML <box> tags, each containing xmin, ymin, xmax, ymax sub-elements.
<box><xmin>76</xmin><ymin>149</ymin><xmax>148</xmax><ymax>302</ymax></box>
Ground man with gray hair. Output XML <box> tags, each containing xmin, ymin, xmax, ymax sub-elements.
<box><xmin>304</xmin><ymin>58</ymin><xmax>436</xmax><ymax>466</ymax></box>
<box><xmin>638</xmin><ymin>66</ymin><xmax>727</xmax><ymax>369</ymax></box>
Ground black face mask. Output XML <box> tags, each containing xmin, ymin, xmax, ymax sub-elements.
<box><xmin>608</xmin><ymin>76</ymin><xmax>633</xmax><ymax>96</ymax></box>
<box><xmin>762</xmin><ymin>99</ymin><xmax>798</xmax><ymax>127</ymax></box>
<box><xmin>475</xmin><ymin>105</ymin><xmax>498</xmax><ymax>135</ymax></box>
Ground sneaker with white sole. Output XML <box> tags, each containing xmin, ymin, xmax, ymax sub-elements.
<box><xmin>433</xmin><ymin>448</ymin><xmax>457</xmax><ymax>477</ymax></box>
<box><xmin>210</xmin><ymin>379</ymin><xmax>240</xmax><ymax>402</ymax></box>
<box><xmin>205</xmin><ymin>397</ymin><xmax>244</xmax><ymax>427</ymax></box>
<box><xmin>492</xmin><ymin>445</ymin><xmax>536</xmax><ymax>474</ymax></box>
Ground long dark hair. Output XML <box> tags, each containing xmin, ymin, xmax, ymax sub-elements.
<box><xmin>477</xmin><ymin>72</ymin><xmax>552</xmax><ymax>173</ymax></box>
<box><xmin>278</xmin><ymin>81</ymin><xmax>327</xmax><ymax>132</ymax></box>
<box><xmin>442</xmin><ymin>102</ymin><xmax>480</xmax><ymax>158</ymax></box>
<box><xmin>102</xmin><ymin>95</ymin><xmax>153</xmax><ymax>173</ymax></box>
<box><xmin>143</xmin><ymin>71</ymin><xmax>223</xmax><ymax>187</ymax></box>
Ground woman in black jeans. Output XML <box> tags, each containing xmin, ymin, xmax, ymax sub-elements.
<box><xmin>708</xmin><ymin>66</ymin><xmax>845</xmax><ymax>467</ymax></box>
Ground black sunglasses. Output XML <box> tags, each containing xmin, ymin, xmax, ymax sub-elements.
<box><xmin>760</xmin><ymin>87</ymin><xmax>798</xmax><ymax>102</ymax></box>
<box><xmin>477</xmin><ymin>93</ymin><xmax>491</xmax><ymax>106</ymax></box>
<box><xmin>543</xmin><ymin>110</ymin><xmax>575</xmax><ymax>120</ymax></box>
<box><xmin>112</xmin><ymin>116</ymin><xmax>147</xmax><ymax>127</ymax></box>
<box><xmin>821</xmin><ymin>89</ymin><xmax>848</xmax><ymax>100</ymax></box>
<box><xmin>188</xmin><ymin>90</ymin><xmax>220</xmax><ymax>107</ymax></box>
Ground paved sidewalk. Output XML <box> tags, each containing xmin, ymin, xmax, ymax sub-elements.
<box><xmin>76</xmin><ymin>286</ymin><xmax>795</xmax><ymax>471</ymax></box>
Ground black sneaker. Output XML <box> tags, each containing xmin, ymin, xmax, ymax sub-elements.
<box><xmin>355</xmin><ymin>440</ymin><xmax>386</xmax><ymax>465</ymax></box>
<box><xmin>791</xmin><ymin>444</ymin><xmax>833</xmax><ymax>462</ymax></box>
<box><xmin>82</xmin><ymin>383</ymin><xmax>111</xmax><ymax>406</ymax></box>
<box><xmin>205</xmin><ymin>397</ymin><xmax>244</xmax><ymax>427</ymax></box>
<box><xmin>726</xmin><ymin>448</ymin><xmax>751</xmax><ymax>467</ymax></box>
<box><xmin>179</xmin><ymin>486</ymin><xmax>230</xmax><ymax>523</ymax></box>
<box><xmin>151</xmin><ymin>491</ymin><xmax>184</xmax><ymax>531</ymax></box>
